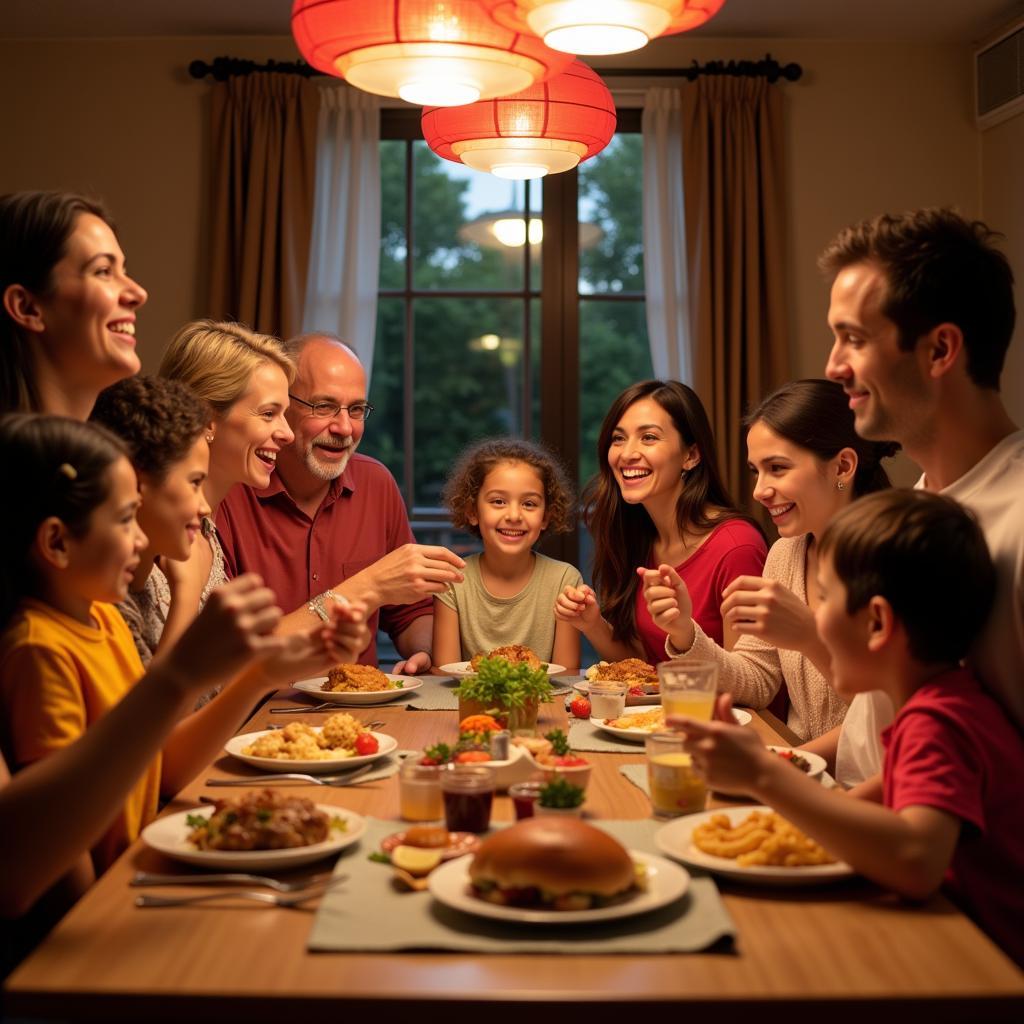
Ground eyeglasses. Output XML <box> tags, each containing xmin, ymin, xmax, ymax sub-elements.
<box><xmin>288</xmin><ymin>394</ymin><xmax>374</xmax><ymax>421</ymax></box>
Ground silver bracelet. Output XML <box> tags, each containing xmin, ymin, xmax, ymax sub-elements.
<box><xmin>307</xmin><ymin>589</ymin><xmax>342</xmax><ymax>621</ymax></box>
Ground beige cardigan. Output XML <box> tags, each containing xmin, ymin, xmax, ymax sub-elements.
<box><xmin>683</xmin><ymin>534</ymin><xmax>848</xmax><ymax>741</ymax></box>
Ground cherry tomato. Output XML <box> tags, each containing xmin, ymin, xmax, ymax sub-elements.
<box><xmin>355</xmin><ymin>733</ymin><xmax>379</xmax><ymax>756</ymax></box>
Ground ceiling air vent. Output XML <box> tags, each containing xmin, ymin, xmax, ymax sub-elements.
<box><xmin>976</xmin><ymin>21</ymin><xmax>1024</xmax><ymax>128</ymax></box>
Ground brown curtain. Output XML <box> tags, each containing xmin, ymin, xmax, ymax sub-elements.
<box><xmin>208</xmin><ymin>73</ymin><xmax>320</xmax><ymax>339</ymax></box>
<box><xmin>681</xmin><ymin>77</ymin><xmax>790</xmax><ymax>515</ymax></box>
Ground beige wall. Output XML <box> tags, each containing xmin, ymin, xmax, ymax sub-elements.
<box><xmin>981</xmin><ymin>111</ymin><xmax>1024</xmax><ymax>425</ymax></box>
<box><xmin>0</xmin><ymin>32</ymin><xmax>982</xmax><ymax>410</ymax></box>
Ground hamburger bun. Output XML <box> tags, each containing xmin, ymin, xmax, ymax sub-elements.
<box><xmin>469</xmin><ymin>817</ymin><xmax>634</xmax><ymax>899</ymax></box>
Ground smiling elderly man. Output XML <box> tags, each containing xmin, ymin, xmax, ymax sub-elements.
<box><xmin>216</xmin><ymin>333</ymin><xmax>465</xmax><ymax>672</ymax></box>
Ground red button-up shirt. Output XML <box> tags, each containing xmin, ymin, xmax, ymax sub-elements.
<box><xmin>216</xmin><ymin>454</ymin><xmax>431</xmax><ymax>666</ymax></box>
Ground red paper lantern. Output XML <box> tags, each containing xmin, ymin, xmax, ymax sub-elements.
<box><xmin>422</xmin><ymin>60</ymin><xmax>616</xmax><ymax>179</ymax></box>
<box><xmin>493</xmin><ymin>0</ymin><xmax>726</xmax><ymax>56</ymax></box>
<box><xmin>292</xmin><ymin>0</ymin><xmax>575</xmax><ymax>106</ymax></box>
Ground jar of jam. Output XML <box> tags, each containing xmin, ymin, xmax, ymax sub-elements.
<box><xmin>441</xmin><ymin>765</ymin><xmax>495</xmax><ymax>833</ymax></box>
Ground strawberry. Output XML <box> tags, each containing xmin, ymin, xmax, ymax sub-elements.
<box><xmin>354</xmin><ymin>732</ymin><xmax>379</xmax><ymax>756</ymax></box>
<box><xmin>569</xmin><ymin>696</ymin><xmax>592</xmax><ymax>719</ymax></box>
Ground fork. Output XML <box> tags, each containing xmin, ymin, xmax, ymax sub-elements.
<box><xmin>205</xmin><ymin>763</ymin><xmax>377</xmax><ymax>788</ymax></box>
<box><xmin>135</xmin><ymin>874</ymin><xmax>348</xmax><ymax>908</ymax></box>
<box><xmin>269</xmin><ymin>703</ymin><xmax>356</xmax><ymax>714</ymax></box>
<box><xmin>131</xmin><ymin>871</ymin><xmax>332</xmax><ymax>893</ymax></box>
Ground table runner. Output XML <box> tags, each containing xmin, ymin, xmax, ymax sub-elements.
<box><xmin>309</xmin><ymin>818</ymin><xmax>735</xmax><ymax>954</ymax></box>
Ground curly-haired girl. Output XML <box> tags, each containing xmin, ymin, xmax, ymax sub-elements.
<box><xmin>433</xmin><ymin>438</ymin><xmax>582</xmax><ymax>670</ymax></box>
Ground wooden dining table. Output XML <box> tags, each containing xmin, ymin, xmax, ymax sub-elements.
<box><xmin>4</xmin><ymin>690</ymin><xmax>1022</xmax><ymax>1023</ymax></box>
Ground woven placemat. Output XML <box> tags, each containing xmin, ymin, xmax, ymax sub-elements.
<box><xmin>309</xmin><ymin>817</ymin><xmax>734</xmax><ymax>954</ymax></box>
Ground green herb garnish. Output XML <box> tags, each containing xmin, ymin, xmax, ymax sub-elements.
<box><xmin>185</xmin><ymin>813</ymin><xmax>208</xmax><ymax>829</ymax></box>
<box><xmin>544</xmin><ymin>729</ymin><xmax>570</xmax><ymax>756</ymax></box>
<box><xmin>368</xmin><ymin>851</ymin><xmax>391</xmax><ymax>864</ymax></box>
<box><xmin>538</xmin><ymin>777</ymin><xmax>585</xmax><ymax>809</ymax></box>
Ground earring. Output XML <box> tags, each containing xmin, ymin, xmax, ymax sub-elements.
<box><xmin>836</xmin><ymin>480</ymin><xmax>846</xmax><ymax>491</ymax></box>
<box><xmin>205</xmin><ymin>433</ymin><xmax>215</xmax><ymax>443</ymax></box>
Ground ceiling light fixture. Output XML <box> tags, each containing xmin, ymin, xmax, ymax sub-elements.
<box><xmin>422</xmin><ymin>60</ymin><xmax>616</xmax><ymax>179</ymax></box>
<box><xmin>291</xmin><ymin>0</ymin><xmax>574</xmax><ymax>106</ymax></box>
<box><xmin>494</xmin><ymin>0</ymin><xmax>726</xmax><ymax>56</ymax></box>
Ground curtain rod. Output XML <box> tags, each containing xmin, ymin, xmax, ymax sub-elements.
<box><xmin>188</xmin><ymin>54</ymin><xmax>802</xmax><ymax>84</ymax></box>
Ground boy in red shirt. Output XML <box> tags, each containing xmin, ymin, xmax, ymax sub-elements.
<box><xmin>671</xmin><ymin>489</ymin><xmax>1024</xmax><ymax>967</ymax></box>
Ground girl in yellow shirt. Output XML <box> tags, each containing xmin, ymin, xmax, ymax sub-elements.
<box><xmin>0</xmin><ymin>414</ymin><xmax>368</xmax><ymax>901</ymax></box>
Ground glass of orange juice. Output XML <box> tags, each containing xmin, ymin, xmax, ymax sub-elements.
<box><xmin>657</xmin><ymin>658</ymin><xmax>718</xmax><ymax>721</ymax></box>
<box><xmin>645</xmin><ymin>732</ymin><xmax>706</xmax><ymax>817</ymax></box>
<box><xmin>399</xmin><ymin>762</ymin><xmax>444</xmax><ymax>822</ymax></box>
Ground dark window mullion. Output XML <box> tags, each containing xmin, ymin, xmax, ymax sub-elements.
<box><xmin>402</xmin><ymin>138</ymin><xmax>415</xmax><ymax>508</ymax></box>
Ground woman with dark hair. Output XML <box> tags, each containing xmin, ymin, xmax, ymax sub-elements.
<box><xmin>644</xmin><ymin>379</ymin><xmax>898</xmax><ymax>742</ymax></box>
<box><xmin>555</xmin><ymin>380</ymin><xmax>767</xmax><ymax>662</ymax></box>
<box><xmin>0</xmin><ymin>191</ymin><xmax>147</xmax><ymax>418</ymax></box>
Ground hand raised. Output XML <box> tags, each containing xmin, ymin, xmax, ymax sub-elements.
<box><xmin>165</xmin><ymin>574</ymin><xmax>285</xmax><ymax>694</ymax></box>
<box><xmin>638</xmin><ymin>564</ymin><xmax>695</xmax><ymax>650</ymax></box>
<box><xmin>553</xmin><ymin>583</ymin><xmax>601</xmax><ymax>632</ymax></box>
<box><xmin>256</xmin><ymin>599</ymin><xmax>371</xmax><ymax>687</ymax></box>
<box><xmin>360</xmin><ymin>544</ymin><xmax>465</xmax><ymax>607</ymax></box>
<box><xmin>721</xmin><ymin>576</ymin><xmax>816</xmax><ymax>653</ymax></box>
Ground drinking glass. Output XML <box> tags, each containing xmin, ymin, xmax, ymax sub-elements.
<box><xmin>657</xmin><ymin>659</ymin><xmax>718</xmax><ymax>721</ymax></box>
<box><xmin>645</xmin><ymin>731</ymin><xmax>706</xmax><ymax>817</ymax></box>
<box><xmin>588</xmin><ymin>679</ymin><xmax>627</xmax><ymax>719</ymax></box>
<box><xmin>399</xmin><ymin>762</ymin><xmax>444</xmax><ymax>822</ymax></box>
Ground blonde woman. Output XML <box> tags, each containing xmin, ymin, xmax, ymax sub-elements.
<box><xmin>160</xmin><ymin>320</ymin><xmax>370</xmax><ymax>648</ymax></box>
<box><xmin>151</xmin><ymin>320</ymin><xmax>295</xmax><ymax>659</ymax></box>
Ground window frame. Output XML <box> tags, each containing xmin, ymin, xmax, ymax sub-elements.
<box><xmin>378</xmin><ymin>107</ymin><xmax>644</xmax><ymax>568</ymax></box>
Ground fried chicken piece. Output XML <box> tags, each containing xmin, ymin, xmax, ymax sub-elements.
<box><xmin>587</xmin><ymin>658</ymin><xmax>658</xmax><ymax>686</ymax></box>
<box><xmin>324</xmin><ymin>663</ymin><xmax>391</xmax><ymax>692</ymax></box>
<box><xmin>470</xmin><ymin>644</ymin><xmax>542</xmax><ymax>672</ymax></box>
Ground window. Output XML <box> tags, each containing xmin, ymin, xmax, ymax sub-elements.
<box><xmin>362</xmin><ymin>110</ymin><xmax>650</xmax><ymax>574</ymax></box>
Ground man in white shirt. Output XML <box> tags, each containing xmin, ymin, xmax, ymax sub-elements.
<box><xmin>819</xmin><ymin>208</ymin><xmax>1023</xmax><ymax>786</ymax></box>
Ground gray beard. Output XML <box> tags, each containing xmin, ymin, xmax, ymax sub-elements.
<box><xmin>304</xmin><ymin>442</ymin><xmax>353</xmax><ymax>481</ymax></box>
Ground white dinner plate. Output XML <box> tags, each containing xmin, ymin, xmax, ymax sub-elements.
<box><xmin>141</xmin><ymin>804</ymin><xmax>366</xmax><ymax>870</ymax></box>
<box><xmin>428</xmin><ymin>849</ymin><xmax>690</xmax><ymax>924</ymax></box>
<box><xmin>224</xmin><ymin>728</ymin><xmax>397</xmax><ymax>774</ymax></box>
<box><xmin>590</xmin><ymin>705</ymin><xmax>752</xmax><ymax>742</ymax></box>
<box><xmin>438</xmin><ymin>661</ymin><xmax>567</xmax><ymax>678</ymax></box>
<box><xmin>655</xmin><ymin>805</ymin><xmax>854</xmax><ymax>886</ymax></box>
<box><xmin>293</xmin><ymin>674</ymin><xmax>422</xmax><ymax>705</ymax></box>
<box><xmin>766</xmin><ymin>746</ymin><xmax>827</xmax><ymax>779</ymax></box>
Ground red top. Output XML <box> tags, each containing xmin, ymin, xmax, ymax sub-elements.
<box><xmin>634</xmin><ymin>518</ymin><xmax>767</xmax><ymax>662</ymax></box>
<box><xmin>883</xmin><ymin>667</ymin><xmax>1024</xmax><ymax>967</ymax></box>
<box><xmin>216</xmin><ymin>454</ymin><xmax>431</xmax><ymax>666</ymax></box>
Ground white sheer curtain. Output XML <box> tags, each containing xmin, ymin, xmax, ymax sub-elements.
<box><xmin>641</xmin><ymin>87</ymin><xmax>691</xmax><ymax>383</ymax></box>
<box><xmin>301</xmin><ymin>83</ymin><xmax>381</xmax><ymax>379</ymax></box>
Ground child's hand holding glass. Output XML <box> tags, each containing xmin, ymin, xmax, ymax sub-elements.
<box><xmin>668</xmin><ymin>692</ymin><xmax>773</xmax><ymax>798</ymax></box>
